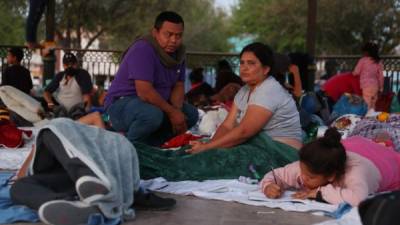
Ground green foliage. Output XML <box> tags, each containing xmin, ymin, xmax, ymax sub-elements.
<box><xmin>232</xmin><ymin>0</ymin><xmax>400</xmax><ymax>54</ymax></box>
<box><xmin>0</xmin><ymin>0</ymin><xmax>232</xmax><ymax>52</ymax></box>
<box><xmin>102</xmin><ymin>0</ymin><xmax>232</xmax><ymax>51</ymax></box>
<box><xmin>0</xmin><ymin>0</ymin><xmax>27</xmax><ymax>45</ymax></box>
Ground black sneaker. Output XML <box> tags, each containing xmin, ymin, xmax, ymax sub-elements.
<box><xmin>76</xmin><ymin>176</ymin><xmax>110</xmax><ymax>203</ymax></box>
<box><xmin>133</xmin><ymin>191</ymin><xmax>176</xmax><ymax>211</ymax></box>
<box><xmin>38</xmin><ymin>200</ymin><xmax>101</xmax><ymax>225</ymax></box>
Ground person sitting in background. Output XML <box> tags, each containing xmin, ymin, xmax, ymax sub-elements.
<box><xmin>91</xmin><ymin>79</ymin><xmax>107</xmax><ymax>108</ymax></box>
<box><xmin>210</xmin><ymin>83</ymin><xmax>242</xmax><ymax>110</ymax></box>
<box><xmin>273</xmin><ymin>53</ymin><xmax>303</xmax><ymax>101</ymax></box>
<box><xmin>188</xmin><ymin>42</ymin><xmax>302</xmax><ymax>154</ymax></box>
<box><xmin>1</xmin><ymin>47</ymin><xmax>33</xmax><ymax>95</ymax></box>
<box><xmin>261</xmin><ymin>128</ymin><xmax>400</xmax><ymax>206</ymax></box>
<box><xmin>353</xmin><ymin>41</ymin><xmax>384</xmax><ymax>114</ymax></box>
<box><xmin>214</xmin><ymin>59</ymin><xmax>243</xmax><ymax>93</ymax></box>
<box><xmin>319</xmin><ymin>59</ymin><xmax>338</xmax><ymax>81</ymax></box>
<box><xmin>43</xmin><ymin>53</ymin><xmax>93</xmax><ymax>119</ymax></box>
<box><xmin>185</xmin><ymin>67</ymin><xmax>214</xmax><ymax>107</ymax></box>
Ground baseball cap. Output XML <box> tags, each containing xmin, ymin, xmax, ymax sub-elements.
<box><xmin>63</xmin><ymin>52</ymin><xmax>78</xmax><ymax>65</ymax></box>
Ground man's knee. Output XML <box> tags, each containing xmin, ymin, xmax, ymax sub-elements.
<box><xmin>10</xmin><ymin>177</ymin><xmax>31</xmax><ymax>203</ymax></box>
<box><xmin>137</xmin><ymin>105</ymin><xmax>164</xmax><ymax>129</ymax></box>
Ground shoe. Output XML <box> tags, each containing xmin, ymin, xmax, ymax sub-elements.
<box><xmin>133</xmin><ymin>191</ymin><xmax>176</xmax><ymax>211</ymax></box>
<box><xmin>38</xmin><ymin>200</ymin><xmax>100</xmax><ymax>225</ymax></box>
<box><xmin>366</xmin><ymin>108</ymin><xmax>377</xmax><ymax>117</ymax></box>
<box><xmin>76</xmin><ymin>176</ymin><xmax>110</xmax><ymax>203</ymax></box>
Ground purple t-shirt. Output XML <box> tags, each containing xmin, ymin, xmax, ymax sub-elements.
<box><xmin>104</xmin><ymin>40</ymin><xmax>186</xmax><ymax>108</ymax></box>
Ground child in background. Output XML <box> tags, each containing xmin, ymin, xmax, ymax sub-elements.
<box><xmin>261</xmin><ymin>128</ymin><xmax>400</xmax><ymax>206</ymax></box>
<box><xmin>353</xmin><ymin>42</ymin><xmax>384</xmax><ymax>114</ymax></box>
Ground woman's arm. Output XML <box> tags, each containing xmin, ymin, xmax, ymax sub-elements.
<box><xmin>319</xmin><ymin>180</ymin><xmax>370</xmax><ymax>206</ymax></box>
<box><xmin>210</xmin><ymin>104</ymin><xmax>239</xmax><ymax>141</ymax></box>
<box><xmin>352</xmin><ymin>58</ymin><xmax>364</xmax><ymax>76</ymax></box>
<box><xmin>188</xmin><ymin>104</ymin><xmax>272</xmax><ymax>154</ymax></box>
<box><xmin>289</xmin><ymin>64</ymin><xmax>303</xmax><ymax>98</ymax></box>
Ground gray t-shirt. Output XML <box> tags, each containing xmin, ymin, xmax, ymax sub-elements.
<box><xmin>234</xmin><ymin>76</ymin><xmax>302</xmax><ymax>141</ymax></box>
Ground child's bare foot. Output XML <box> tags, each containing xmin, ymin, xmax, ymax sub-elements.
<box><xmin>26</xmin><ymin>42</ymin><xmax>43</xmax><ymax>49</ymax></box>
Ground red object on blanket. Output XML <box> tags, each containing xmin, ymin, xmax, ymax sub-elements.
<box><xmin>0</xmin><ymin>122</ymin><xmax>32</xmax><ymax>148</ymax></box>
<box><xmin>161</xmin><ymin>133</ymin><xmax>203</xmax><ymax>148</ymax></box>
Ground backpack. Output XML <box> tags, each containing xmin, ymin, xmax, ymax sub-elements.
<box><xmin>0</xmin><ymin>122</ymin><xmax>32</xmax><ymax>148</ymax></box>
<box><xmin>331</xmin><ymin>93</ymin><xmax>368</xmax><ymax>120</ymax></box>
<box><xmin>359</xmin><ymin>191</ymin><xmax>400</xmax><ymax>225</ymax></box>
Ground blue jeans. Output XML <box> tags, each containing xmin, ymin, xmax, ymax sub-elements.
<box><xmin>106</xmin><ymin>96</ymin><xmax>199</xmax><ymax>146</ymax></box>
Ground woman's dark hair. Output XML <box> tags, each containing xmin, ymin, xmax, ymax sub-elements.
<box><xmin>240</xmin><ymin>42</ymin><xmax>289</xmax><ymax>87</ymax></box>
<box><xmin>299</xmin><ymin>128</ymin><xmax>347</xmax><ymax>180</ymax></box>
<box><xmin>362</xmin><ymin>41</ymin><xmax>380</xmax><ymax>63</ymax></box>
<box><xmin>154</xmin><ymin>11</ymin><xmax>184</xmax><ymax>30</ymax></box>
<box><xmin>240</xmin><ymin>42</ymin><xmax>274</xmax><ymax>73</ymax></box>
<box><xmin>217</xmin><ymin>59</ymin><xmax>234</xmax><ymax>73</ymax></box>
<box><xmin>189</xmin><ymin>68</ymin><xmax>204</xmax><ymax>83</ymax></box>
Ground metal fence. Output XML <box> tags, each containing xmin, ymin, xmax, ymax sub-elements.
<box><xmin>0</xmin><ymin>45</ymin><xmax>399</xmax><ymax>92</ymax></box>
<box><xmin>316</xmin><ymin>55</ymin><xmax>400</xmax><ymax>92</ymax></box>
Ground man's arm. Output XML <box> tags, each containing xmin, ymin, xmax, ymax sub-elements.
<box><xmin>170</xmin><ymin>81</ymin><xmax>185</xmax><ymax>109</ymax></box>
<box><xmin>43</xmin><ymin>72</ymin><xmax>63</xmax><ymax>108</ymax></box>
<box><xmin>82</xmin><ymin>94</ymin><xmax>92</xmax><ymax>110</ymax></box>
<box><xmin>135</xmin><ymin>80</ymin><xmax>187</xmax><ymax>134</ymax></box>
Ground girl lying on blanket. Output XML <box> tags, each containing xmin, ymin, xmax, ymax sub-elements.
<box><xmin>261</xmin><ymin>128</ymin><xmax>400</xmax><ymax>206</ymax></box>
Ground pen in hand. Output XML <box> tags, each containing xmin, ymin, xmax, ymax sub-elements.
<box><xmin>270</xmin><ymin>165</ymin><xmax>278</xmax><ymax>185</ymax></box>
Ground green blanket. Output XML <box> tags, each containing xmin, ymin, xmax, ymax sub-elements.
<box><xmin>134</xmin><ymin>133</ymin><xmax>299</xmax><ymax>181</ymax></box>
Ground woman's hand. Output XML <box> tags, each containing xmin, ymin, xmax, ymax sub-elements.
<box><xmin>292</xmin><ymin>189</ymin><xmax>318</xmax><ymax>199</ymax></box>
<box><xmin>186</xmin><ymin>140</ymin><xmax>210</xmax><ymax>154</ymax></box>
<box><xmin>263</xmin><ymin>183</ymin><xmax>283</xmax><ymax>199</ymax></box>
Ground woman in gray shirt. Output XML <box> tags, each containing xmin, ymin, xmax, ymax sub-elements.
<box><xmin>188</xmin><ymin>42</ymin><xmax>302</xmax><ymax>154</ymax></box>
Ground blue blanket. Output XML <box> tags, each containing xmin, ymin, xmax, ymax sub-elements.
<box><xmin>0</xmin><ymin>172</ymin><xmax>38</xmax><ymax>224</ymax></box>
<box><xmin>0</xmin><ymin>173</ymin><xmax>121</xmax><ymax>225</ymax></box>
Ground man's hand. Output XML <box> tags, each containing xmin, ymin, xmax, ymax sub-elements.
<box><xmin>292</xmin><ymin>189</ymin><xmax>318</xmax><ymax>200</ymax></box>
<box><xmin>167</xmin><ymin>108</ymin><xmax>187</xmax><ymax>135</ymax></box>
<box><xmin>47</xmin><ymin>102</ymin><xmax>55</xmax><ymax>111</ymax></box>
<box><xmin>263</xmin><ymin>183</ymin><xmax>283</xmax><ymax>199</ymax></box>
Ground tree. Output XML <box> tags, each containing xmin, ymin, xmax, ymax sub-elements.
<box><xmin>0</xmin><ymin>0</ymin><xmax>27</xmax><ymax>45</ymax></box>
<box><xmin>0</xmin><ymin>0</ymin><xmax>232</xmax><ymax>52</ymax></box>
<box><xmin>232</xmin><ymin>0</ymin><xmax>400</xmax><ymax>54</ymax></box>
<box><xmin>102</xmin><ymin>0</ymin><xmax>232</xmax><ymax>52</ymax></box>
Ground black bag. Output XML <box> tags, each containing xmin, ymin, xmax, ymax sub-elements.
<box><xmin>359</xmin><ymin>190</ymin><xmax>400</xmax><ymax>225</ymax></box>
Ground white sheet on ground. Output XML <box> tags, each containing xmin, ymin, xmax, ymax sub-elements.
<box><xmin>0</xmin><ymin>127</ymin><xmax>37</xmax><ymax>170</ymax></box>
<box><xmin>141</xmin><ymin>178</ymin><xmax>338</xmax><ymax>214</ymax></box>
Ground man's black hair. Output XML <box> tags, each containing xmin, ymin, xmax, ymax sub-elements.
<box><xmin>63</xmin><ymin>52</ymin><xmax>78</xmax><ymax>65</ymax></box>
<box><xmin>189</xmin><ymin>68</ymin><xmax>204</xmax><ymax>83</ymax></box>
<box><xmin>8</xmin><ymin>47</ymin><xmax>24</xmax><ymax>62</ymax></box>
<box><xmin>154</xmin><ymin>11</ymin><xmax>184</xmax><ymax>30</ymax></box>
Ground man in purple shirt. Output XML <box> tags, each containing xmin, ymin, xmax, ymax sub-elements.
<box><xmin>105</xmin><ymin>11</ymin><xmax>198</xmax><ymax>146</ymax></box>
